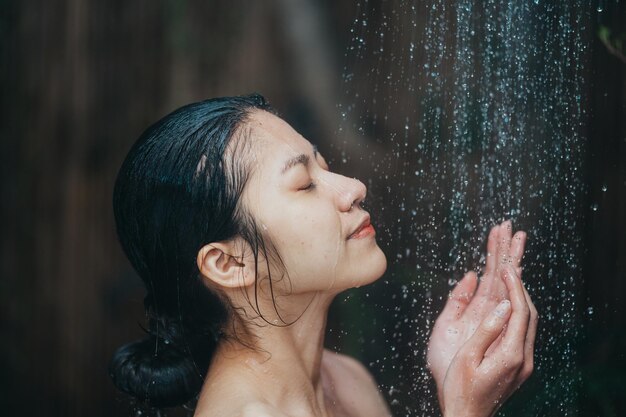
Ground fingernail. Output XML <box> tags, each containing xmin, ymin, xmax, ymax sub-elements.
<box><xmin>495</xmin><ymin>300</ymin><xmax>511</xmax><ymax>317</ymax></box>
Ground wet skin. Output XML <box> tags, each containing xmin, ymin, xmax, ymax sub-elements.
<box><xmin>193</xmin><ymin>110</ymin><xmax>537</xmax><ymax>417</ymax></box>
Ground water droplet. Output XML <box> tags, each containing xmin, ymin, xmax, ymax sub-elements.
<box><xmin>601</xmin><ymin>184</ymin><xmax>607</xmax><ymax>192</ymax></box>
<box><xmin>338</xmin><ymin>2</ymin><xmax>588</xmax><ymax>413</ymax></box>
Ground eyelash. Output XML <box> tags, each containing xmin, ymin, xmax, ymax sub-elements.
<box><xmin>299</xmin><ymin>160</ymin><xmax>329</xmax><ymax>191</ymax></box>
<box><xmin>301</xmin><ymin>181</ymin><xmax>316</xmax><ymax>191</ymax></box>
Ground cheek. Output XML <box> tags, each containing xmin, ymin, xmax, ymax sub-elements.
<box><xmin>285</xmin><ymin>214</ymin><xmax>336</xmax><ymax>249</ymax></box>
<box><xmin>275</xmin><ymin>208</ymin><xmax>343</xmax><ymax>268</ymax></box>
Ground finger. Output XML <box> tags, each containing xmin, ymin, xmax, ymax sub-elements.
<box><xmin>477</xmin><ymin>222</ymin><xmax>508</xmax><ymax>300</ymax></box>
<box><xmin>484</xmin><ymin>224</ymin><xmax>500</xmax><ymax>278</ymax></box>
<box><xmin>499</xmin><ymin>220</ymin><xmax>513</xmax><ymax>268</ymax></box>
<box><xmin>484</xmin><ymin>320</ymin><xmax>506</xmax><ymax>357</ymax></box>
<box><xmin>500</xmin><ymin>265</ymin><xmax>531</xmax><ymax>350</ymax></box>
<box><xmin>439</xmin><ymin>271</ymin><xmax>478</xmax><ymax>320</ymax></box>
<box><xmin>463</xmin><ymin>299</ymin><xmax>512</xmax><ymax>366</ymax></box>
<box><xmin>518</xmin><ymin>283</ymin><xmax>538</xmax><ymax>382</ymax></box>
<box><xmin>509</xmin><ymin>231</ymin><xmax>527</xmax><ymax>269</ymax></box>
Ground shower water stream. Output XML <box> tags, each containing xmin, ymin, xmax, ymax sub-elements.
<box><xmin>335</xmin><ymin>1</ymin><xmax>598</xmax><ymax>415</ymax></box>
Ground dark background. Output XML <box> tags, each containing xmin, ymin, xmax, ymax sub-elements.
<box><xmin>0</xmin><ymin>1</ymin><xmax>624</xmax><ymax>416</ymax></box>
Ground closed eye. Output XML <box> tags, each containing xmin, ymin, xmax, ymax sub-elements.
<box><xmin>299</xmin><ymin>181</ymin><xmax>316</xmax><ymax>191</ymax></box>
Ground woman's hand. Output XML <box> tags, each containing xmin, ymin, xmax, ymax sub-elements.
<box><xmin>427</xmin><ymin>220</ymin><xmax>526</xmax><ymax>387</ymax></box>
<box><xmin>439</xmin><ymin>263</ymin><xmax>538</xmax><ymax>417</ymax></box>
<box><xmin>426</xmin><ymin>220</ymin><xmax>535</xmax><ymax>416</ymax></box>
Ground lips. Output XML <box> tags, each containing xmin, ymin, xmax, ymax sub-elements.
<box><xmin>348</xmin><ymin>215</ymin><xmax>372</xmax><ymax>239</ymax></box>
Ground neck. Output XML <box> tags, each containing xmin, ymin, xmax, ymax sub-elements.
<box><xmin>205</xmin><ymin>291</ymin><xmax>337</xmax><ymax>416</ymax></box>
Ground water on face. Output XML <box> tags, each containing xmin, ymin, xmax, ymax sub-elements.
<box><xmin>332</xmin><ymin>1</ymin><xmax>599</xmax><ymax>415</ymax></box>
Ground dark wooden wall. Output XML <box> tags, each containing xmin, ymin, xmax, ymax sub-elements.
<box><xmin>0</xmin><ymin>1</ymin><xmax>357</xmax><ymax>415</ymax></box>
<box><xmin>580</xmin><ymin>3</ymin><xmax>626</xmax><ymax>415</ymax></box>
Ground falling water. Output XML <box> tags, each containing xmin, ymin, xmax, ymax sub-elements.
<box><xmin>335</xmin><ymin>1</ymin><xmax>597</xmax><ymax>415</ymax></box>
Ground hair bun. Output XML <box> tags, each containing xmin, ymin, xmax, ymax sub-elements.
<box><xmin>109</xmin><ymin>336</ymin><xmax>205</xmax><ymax>408</ymax></box>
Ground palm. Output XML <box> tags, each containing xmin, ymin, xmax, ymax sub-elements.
<box><xmin>427</xmin><ymin>221</ymin><xmax>526</xmax><ymax>387</ymax></box>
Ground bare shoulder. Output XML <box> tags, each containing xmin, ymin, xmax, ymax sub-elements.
<box><xmin>196</xmin><ymin>401</ymin><xmax>289</xmax><ymax>417</ymax></box>
<box><xmin>322</xmin><ymin>349</ymin><xmax>392</xmax><ymax>417</ymax></box>
<box><xmin>240</xmin><ymin>402</ymin><xmax>290</xmax><ymax>417</ymax></box>
<box><xmin>322</xmin><ymin>349</ymin><xmax>377</xmax><ymax>385</ymax></box>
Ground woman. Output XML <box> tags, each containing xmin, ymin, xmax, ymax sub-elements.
<box><xmin>110</xmin><ymin>94</ymin><xmax>537</xmax><ymax>417</ymax></box>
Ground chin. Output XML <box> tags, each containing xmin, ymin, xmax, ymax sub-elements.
<box><xmin>353</xmin><ymin>246</ymin><xmax>388</xmax><ymax>288</ymax></box>
<box><xmin>370</xmin><ymin>246</ymin><xmax>388</xmax><ymax>281</ymax></box>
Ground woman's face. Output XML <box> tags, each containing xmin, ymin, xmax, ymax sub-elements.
<box><xmin>239</xmin><ymin>110</ymin><xmax>387</xmax><ymax>296</ymax></box>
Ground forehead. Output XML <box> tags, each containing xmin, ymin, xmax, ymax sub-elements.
<box><xmin>244</xmin><ymin>110</ymin><xmax>315</xmax><ymax>173</ymax></box>
<box><xmin>237</xmin><ymin>110</ymin><xmax>314</xmax><ymax>214</ymax></box>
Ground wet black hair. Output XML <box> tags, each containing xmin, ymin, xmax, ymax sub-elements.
<box><xmin>109</xmin><ymin>93</ymin><xmax>282</xmax><ymax>409</ymax></box>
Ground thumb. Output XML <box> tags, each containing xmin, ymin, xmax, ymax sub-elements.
<box><xmin>463</xmin><ymin>299</ymin><xmax>511</xmax><ymax>365</ymax></box>
<box><xmin>439</xmin><ymin>271</ymin><xmax>478</xmax><ymax>320</ymax></box>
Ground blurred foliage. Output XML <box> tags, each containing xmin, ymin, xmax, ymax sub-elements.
<box><xmin>598</xmin><ymin>25</ymin><xmax>626</xmax><ymax>64</ymax></box>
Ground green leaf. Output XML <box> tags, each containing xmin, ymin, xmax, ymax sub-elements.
<box><xmin>598</xmin><ymin>25</ymin><xmax>611</xmax><ymax>43</ymax></box>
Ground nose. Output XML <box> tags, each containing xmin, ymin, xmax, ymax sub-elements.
<box><xmin>334</xmin><ymin>174</ymin><xmax>367</xmax><ymax>212</ymax></box>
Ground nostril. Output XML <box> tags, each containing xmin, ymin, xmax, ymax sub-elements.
<box><xmin>337</xmin><ymin>176</ymin><xmax>367</xmax><ymax>212</ymax></box>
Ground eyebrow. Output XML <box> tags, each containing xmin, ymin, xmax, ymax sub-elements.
<box><xmin>280</xmin><ymin>144</ymin><xmax>318</xmax><ymax>175</ymax></box>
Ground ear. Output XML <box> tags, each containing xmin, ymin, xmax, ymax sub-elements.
<box><xmin>196</xmin><ymin>240</ymin><xmax>254</xmax><ymax>289</ymax></box>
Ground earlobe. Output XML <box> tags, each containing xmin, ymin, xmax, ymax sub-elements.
<box><xmin>196</xmin><ymin>241</ymin><xmax>253</xmax><ymax>289</ymax></box>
